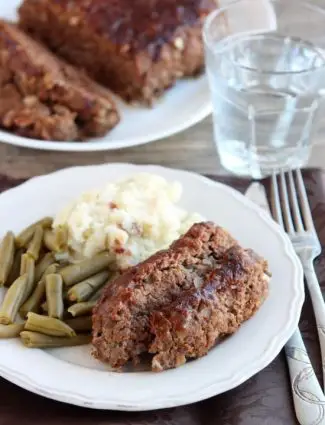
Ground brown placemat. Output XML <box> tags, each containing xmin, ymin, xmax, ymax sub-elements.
<box><xmin>0</xmin><ymin>170</ymin><xmax>324</xmax><ymax>425</ymax></box>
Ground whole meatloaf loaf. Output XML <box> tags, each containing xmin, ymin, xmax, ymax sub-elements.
<box><xmin>19</xmin><ymin>0</ymin><xmax>217</xmax><ymax>105</ymax></box>
<box><xmin>92</xmin><ymin>222</ymin><xmax>269</xmax><ymax>370</ymax></box>
<box><xmin>0</xmin><ymin>20</ymin><xmax>119</xmax><ymax>141</ymax></box>
<box><xmin>92</xmin><ymin>222</ymin><xmax>237</xmax><ymax>368</ymax></box>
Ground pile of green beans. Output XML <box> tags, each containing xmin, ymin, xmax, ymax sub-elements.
<box><xmin>0</xmin><ymin>218</ymin><xmax>115</xmax><ymax>348</ymax></box>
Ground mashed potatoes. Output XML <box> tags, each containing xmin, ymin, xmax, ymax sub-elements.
<box><xmin>53</xmin><ymin>173</ymin><xmax>203</xmax><ymax>270</ymax></box>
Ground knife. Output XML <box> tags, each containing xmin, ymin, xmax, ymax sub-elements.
<box><xmin>245</xmin><ymin>182</ymin><xmax>325</xmax><ymax>425</ymax></box>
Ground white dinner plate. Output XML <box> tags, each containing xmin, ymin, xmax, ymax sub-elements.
<box><xmin>0</xmin><ymin>1</ymin><xmax>212</xmax><ymax>152</ymax></box>
<box><xmin>0</xmin><ymin>163</ymin><xmax>303</xmax><ymax>410</ymax></box>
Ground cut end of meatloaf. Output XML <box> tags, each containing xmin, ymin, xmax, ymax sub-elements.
<box><xmin>149</xmin><ymin>246</ymin><xmax>269</xmax><ymax>372</ymax></box>
<box><xmin>19</xmin><ymin>0</ymin><xmax>218</xmax><ymax>104</ymax></box>
<box><xmin>0</xmin><ymin>83</ymin><xmax>79</xmax><ymax>141</ymax></box>
<box><xmin>0</xmin><ymin>19</ymin><xmax>119</xmax><ymax>141</ymax></box>
<box><xmin>92</xmin><ymin>222</ymin><xmax>238</xmax><ymax>369</ymax></box>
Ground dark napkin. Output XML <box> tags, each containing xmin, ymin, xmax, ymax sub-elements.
<box><xmin>0</xmin><ymin>170</ymin><xmax>324</xmax><ymax>425</ymax></box>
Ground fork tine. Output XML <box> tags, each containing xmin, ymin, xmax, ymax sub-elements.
<box><xmin>287</xmin><ymin>170</ymin><xmax>304</xmax><ymax>232</ymax></box>
<box><xmin>270</xmin><ymin>173</ymin><xmax>285</xmax><ymax>228</ymax></box>
<box><xmin>295</xmin><ymin>169</ymin><xmax>315</xmax><ymax>231</ymax></box>
<box><xmin>279</xmin><ymin>171</ymin><xmax>295</xmax><ymax>234</ymax></box>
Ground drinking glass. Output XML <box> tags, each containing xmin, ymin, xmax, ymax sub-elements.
<box><xmin>203</xmin><ymin>0</ymin><xmax>325</xmax><ymax>178</ymax></box>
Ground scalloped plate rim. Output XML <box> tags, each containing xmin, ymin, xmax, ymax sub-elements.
<box><xmin>0</xmin><ymin>163</ymin><xmax>304</xmax><ymax>410</ymax></box>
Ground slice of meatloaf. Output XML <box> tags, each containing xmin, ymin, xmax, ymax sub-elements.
<box><xmin>19</xmin><ymin>0</ymin><xmax>217</xmax><ymax>105</ymax></box>
<box><xmin>92</xmin><ymin>222</ymin><xmax>238</xmax><ymax>368</ymax></box>
<box><xmin>0</xmin><ymin>82</ymin><xmax>79</xmax><ymax>140</ymax></box>
<box><xmin>149</xmin><ymin>246</ymin><xmax>269</xmax><ymax>371</ymax></box>
<box><xmin>0</xmin><ymin>20</ymin><xmax>119</xmax><ymax>141</ymax></box>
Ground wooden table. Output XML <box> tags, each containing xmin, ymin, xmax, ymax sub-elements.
<box><xmin>0</xmin><ymin>115</ymin><xmax>325</xmax><ymax>180</ymax></box>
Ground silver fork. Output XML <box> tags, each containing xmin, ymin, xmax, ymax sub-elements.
<box><xmin>270</xmin><ymin>169</ymin><xmax>325</xmax><ymax>424</ymax></box>
<box><xmin>247</xmin><ymin>181</ymin><xmax>325</xmax><ymax>425</ymax></box>
<box><xmin>271</xmin><ymin>170</ymin><xmax>325</xmax><ymax>376</ymax></box>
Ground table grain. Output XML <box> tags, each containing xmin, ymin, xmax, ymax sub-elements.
<box><xmin>1</xmin><ymin>0</ymin><xmax>325</xmax><ymax>179</ymax></box>
<box><xmin>0</xmin><ymin>115</ymin><xmax>325</xmax><ymax>180</ymax></box>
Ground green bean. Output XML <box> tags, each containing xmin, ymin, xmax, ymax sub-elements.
<box><xmin>34</xmin><ymin>252</ymin><xmax>55</xmax><ymax>282</ymax></box>
<box><xmin>25</xmin><ymin>312</ymin><xmax>76</xmax><ymax>337</ymax></box>
<box><xmin>45</xmin><ymin>274</ymin><xmax>64</xmax><ymax>319</ymax></box>
<box><xmin>54</xmin><ymin>225</ymin><xmax>68</xmax><ymax>251</ymax></box>
<box><xmin>16</xmin><ymin>217</ymin><xmax>53</xmax><ymax>248</ymax></box>
<box><xmin>68</xmin><ymin>301</ymin><xmax>96</xmax><ymax>317</ymax></box>
<box><xmin>5</xmin><ymin>247</ymin><xmax>23</xmax><ymax>288</ymax></box>
<box><xmin>20</xmin><ymin>264</ymin><xmax>59</xmax><ymax>318</ymax></box>
<box><xmin>20</xmin><ymin>331</ymin><xmax>91</xmax><ymax>348</ymax></box>
<box><xmin>64</xmin><ymin>316</ymin><xmax>92</xmax><ymax>332</ymax></box>
<box><xmin>89</xmin><ymin>287</ymin><xmax>104</xmax><ymax>302</ymax></box>
<box><xmin>27</xmin><ymin>226</ymin><xmax>44</xmax><ymax>261</ymax></box>
<box><xmin>88</xmin><ymin>271</ymin><xmax>119</xmax><ymax>302</ymax></box>
<box><xmin>0</xmin><ymin>231</ymin><xmax>15</xmax><ymax>286</ymax></box>
<box><xmin>0</xmin><ymin>274</ymin><xmax>28</xmax><ymax>324</ymax></box>
<box><xmin>53</xmin><ymin>251</ymin><xmax>70</xmax><ymax>264</ymax></box>
<box><xmin>20</xmin><ymin>253</ymin><xmax>30</xmax><ymax>275</ymax></box>
<box><xmin>44</xmin><ymin>227</ymin><xmax>68</xmax><ymax>253</ymax></box>
<box><xmin>20</xmin><ymin>254</ymin><xmax>35</xmax><ymax>300</ymax></box>
<box><xmin>67</xmin><ymin>270</ymin><xmax>110</xmax><ymax>303</ymax></box>
<box><xmin>60</xmin><ymin>252</ymin><xmax>111</xmax><ymax>287</ymax></box>
<box><xmin>43</xmin><ymin>230</ymin><xmax>58</xmax><ymax>252</ymax></box>
<box><xmin>0</xmin><ymin>323</ymin><xmax>25</xmax><ymax>338</ymax></box>
<box><xmin>44</xmin><ymin>264</ymin><xmax>60</xmax><ymax>276</ymax></box>
<box><xmin>20</xmin><ymin>278</ymin><xmax>45</xmax><ymax>318</ymax></box>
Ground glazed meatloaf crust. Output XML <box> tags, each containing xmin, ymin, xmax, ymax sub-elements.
<box><xmin>92</xmin><ymin>222</ymin><xmax>269</xmax><ymax>370</ymax></box>
<box><xmin>0</xmin><ymin>20</ymin><xmax>119</xmax><ymax>141</ymax></box>
<box><xmin>92</xmin><ymin>222</ymin><xmax>237</xmax><ymax>368</ymax></box>
<box><xmin>149</xmin><ymin>246</ymin><xmax>269</xmax><ymax>371</ymax></box>
<box><xmin>19</xmin><ymin>0</ymin><xmax>217</xmax><ymax>104</ymax></box>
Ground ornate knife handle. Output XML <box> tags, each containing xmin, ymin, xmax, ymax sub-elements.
<box><xmin>285</xmin><ymin>329</ymin><xmax>325</xmax><ymax>425</ymax></box>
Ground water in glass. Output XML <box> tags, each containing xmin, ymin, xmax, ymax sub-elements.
<box><xmin>207</xmin><ymin>33</ymin><xmax>325</xmax><ymax>178</ymax></box>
